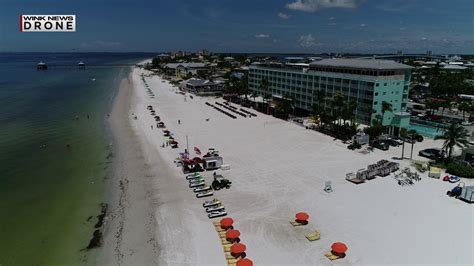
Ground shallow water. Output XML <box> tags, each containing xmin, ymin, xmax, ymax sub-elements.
<box><xmin>0</xmin><ymin>53</ymin><xmax>152</xmax><ymax>265</ymax></box>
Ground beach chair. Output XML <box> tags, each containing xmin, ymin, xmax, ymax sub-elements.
<box><xmin>305</xmin><ymin>231</ymin><xmax>321</xmax><ymax>241</ymax></box>
<box><xmin>325</xmin><ymin>251</ymin><xmax>345</xmax><ymax>261</ymax></box>
<box><xmin>290</xmin><ymin>220</ymin><xmax>307</xmax><ymax>226</ymax></box>
<box><xmin>324</xmin><ymin>181</ymin><xmax>333</xmax><ymax>193</ymax></box>
<box><xmin>223</xmin><ymin>243</ymin><xmax>233</xmax><ymax>252</ymax></box>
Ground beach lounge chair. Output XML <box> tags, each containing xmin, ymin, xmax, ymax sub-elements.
<box><xmin>429</xmin><ymin>167</ymin><xmax>441</xmax><ymax>179</ymax></box>
<box><xmin>324</xmin><ymin>181</ymin><xmax>333</xmax><ymax>193</ymax></box>
<box><xmin>305</xmin><ymin>231</ymin><xmax>321</xmax><ymax>241</ymax></box>
<box><xmin>325</xmin><ymin>251</ymin><xmax>345</xmax><ymax>261</ymax></box>
<box><xmin>290</xmin><ymin>220</ymin><xmax>307</xmax><ymax>226</ymax></box>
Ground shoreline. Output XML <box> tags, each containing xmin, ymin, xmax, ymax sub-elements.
<box><xmin>97</xmin><ymin>68</ymin><xmax>160</xmax><ymax>265</ymax></box>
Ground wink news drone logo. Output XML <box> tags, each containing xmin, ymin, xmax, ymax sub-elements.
<box><xmin>20</xmin><ymin>15</ymin><xmax>76</xmax><ymax>32</ymax></box>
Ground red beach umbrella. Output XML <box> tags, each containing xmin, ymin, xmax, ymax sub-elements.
<box><xmin>226</xmin><ymin>229</ymin><xmax>240</xmax><ymax>239</ymax></box>
<box><xmin>230</xmin><ymin>243</ymin><xmax>246</xmax><ymax>254</ymax></box>
<box><xmin>220</xmin><ymin>217</ymin><xmax>233</xmax><ymax>228</ymax></box>
<box><xmin>236</xmin><ymin>258</ymin><xmax>253</xmax><ymax>266</ymax></box>
<box><xmin>295</xmin><ymin>212</ymin><xmax>309</xmax><ymax>221</ymax></box>
<box><xmin>331</xmin><ymin>242</ymin><xmax>348</xmax><ymax>254</ymax></box>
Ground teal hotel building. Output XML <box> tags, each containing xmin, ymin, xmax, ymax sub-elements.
<box><xmin>248</xmin><ymin>58</ymin><xmax>413</xmax><ymax>136</ymax></box>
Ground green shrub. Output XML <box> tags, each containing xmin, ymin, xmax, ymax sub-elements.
<box><xmin>446</xmin><ymin>162</ymin><xmax>474</xmax><ymax>178</ymax></box>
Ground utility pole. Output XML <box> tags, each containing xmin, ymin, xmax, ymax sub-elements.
<box><xmin>186</xmin><ymin>135</ymin><xmax>189</xmax><ymax>155</ymax></box>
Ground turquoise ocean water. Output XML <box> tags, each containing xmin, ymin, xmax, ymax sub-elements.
<box><xmin>0</xmin><ymin>53</ymin><xmax>152</xmax><ymax>265</ymax></box>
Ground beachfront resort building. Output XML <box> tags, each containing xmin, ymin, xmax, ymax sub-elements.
<box><xmin>248</xmin><ymin>58</ymin><xmax>413</xmax><ymax>135</ymax></box>
<box><xmin>179</xmin><ymin>78</ymin><xmax>224</xmax><ymax>95</ymax></box>
<box><xmin>164</xmin><ymin>62</ymin><xmax>208</xmax><ymax>79</ymax></box>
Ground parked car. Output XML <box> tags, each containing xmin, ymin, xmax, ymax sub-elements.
<box><xmin>418</xmin><ymin>148</ymin><xmax>443</xmax><ymax>159</ymax></box>
<box><xmin>372</xmin><ymin>140</ymin><xmax>389</xmax><ymax>151</ymax></box>
<box><xmin>386</xmin><ymin>139</ymin><xmax>402</xmax><ymax>147</ymax></box>
<box><xmin>413</xmin><ymin>134</ymin><xmax>424</xmax><ymax>142</ymax></box>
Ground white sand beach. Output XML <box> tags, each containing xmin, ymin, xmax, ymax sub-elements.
<box><xmin>101</xmin><ymin>64</ymin><xmax>473</xmax><ymax>265</ymax></box>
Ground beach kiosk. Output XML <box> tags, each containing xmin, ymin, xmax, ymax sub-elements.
<box><xmin>203</xmin><ymin>156</ymin><xmax>223</xmax><ymax>170</ymax></box>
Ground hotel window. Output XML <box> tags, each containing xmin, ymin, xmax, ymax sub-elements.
<box><xmin>374</xmin><ymin>101</ymin><xmax>378</xmax><ymax>105</ymax></box>
<box><xmin>384</xmin><ymin>83</ymin><xmax>387</xmax><ymax>86</ymax></box>
<box><xmin>375</xmin><ymin>92</ymin><xmax>379</xmax><ymax>96</ymax></box>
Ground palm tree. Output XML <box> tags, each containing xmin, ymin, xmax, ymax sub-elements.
<box><xmin>250</xmin><ymin>91</ymin><xmax>258</xmax><ymax>108</ymax></box>
<box><xmin>440</xmin><ymin>101</ymin><xmax>451</xmax><ymax>116</ymax></box>
<box><xmin>311</xmin><ymin>90</ymin><xmax>325</xmax><ymax>125</ymax></box>
<box><xmin>240</xmin><ymin>73</ymin><xmax>249</xmax><ymax>100</ymax></box>
<box><xmin>408</xmin><ymin>129</ymin><xmax>417</xmax><ymax>160</ymax></box>
<box><xmin>381</xmin><ymin>101</ymin><xmax>392</xmax><ymax>125</ymax></box>
<box><xmin>259</xmin><ymin>79</ymin><xmax>270</xmax><ymax>114</ymax></box>
<box><xmin>434</xmin><ymin>123</ymin><xmax>470</xmax><ymax>159</ymax></box>
<box><xmin>332</xmin><ymin>91</ymin><xmax>346</xmax><ymax>126</ymax></box>
<box><xmin>274</xmin><ymin>94</ymin><xmax>294</xmax><ymax>119</ymax></box>
<box><xmin>400</xmin><ymin>128</ymin><xmax>408</xmax><ymax>159</ymax></box>
<box><xmin>458</xmin><ymin>101</ymin><xmax>470</xmax><ymax>119</ymax></box>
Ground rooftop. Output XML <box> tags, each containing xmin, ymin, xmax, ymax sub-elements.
<box><xmin>165</xmin><ymin>62</ymin><xmax>207</xmax><ymax>69</ymax></box>
<box><xmin>183</xmin><ymin>78</ymin><xmax>217</xmax><ymax>86</ymax></box>
<box><xmin>310</xmin><ymin>58</ymin><xmax>412</xmax><ymax>70</ymax></box>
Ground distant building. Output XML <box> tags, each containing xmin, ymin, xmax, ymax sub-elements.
<box><xmin>443</xmin><ymin>64</ymin><xmax>467</xmax><ymax>72</ymax></box>
<box><xmin>179</xmin><ymin>78</ymin><xmax>224</xmax><ymax>95</ymax></box>
<box><xmin>164</xmin><ymin>62</ymin><xmax>208</xmax><ymax>78</ymax></box>
<box><xmin>157</xmin><ymin>53</ymin><xmax>171</xmax><ymax>59</ymax></box>
<box><xmin>199</xmin><ymin>49</ymin><xmax>210</xmax><ymax>56</ymax></box>
<box><xmin>249</xmin><ymin>58</ymin><xmax>413</xmax><ymax>135</ymax></box>
<box><xmin>37</xmin><ymin>61</ymin><xmax>47</xmax><ymax>70</ymax></box>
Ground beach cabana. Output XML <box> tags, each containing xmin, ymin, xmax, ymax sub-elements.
<box><xmin>236</xmin><ymin>258</ymin><xmax>253</xmax><ymax>266</ymax></box>
<box><xmin>230</xmin><ymin>243</ymin><xmax>246</xmax><ymax>257</ymax></box>
<box><xmin>226</xmin><ymin>229</ymin><xmax>240</xmax><ymax>240</ymax></box>
<box><xmin>325</xmin><ymin>242</ymin><xmax>348</xmax><ymax>260</ymax></box>
<box><xmin>220</xmin><ymin>217</ymin><xmax>233</xmax><ymax>229</ymax></box>
<box><xmin>296</xmin><ymin>212</ymin><xmax>309</xmax><ymax>223</ymax></box>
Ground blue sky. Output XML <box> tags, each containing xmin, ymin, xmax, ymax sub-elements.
<box><xmin>1</xmin><ymin>0</ymin><xmax>473</xmax><ymax>53</ymax></box>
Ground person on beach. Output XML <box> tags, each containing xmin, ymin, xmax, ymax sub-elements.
<box><xmin>178</xmin><ymin>119</ymin><xmax>181</xmax><ymax>125</ymax></box>
<box><xmin>151</xmin><ymin>125</ymin><xmax>153</xmax><ymax>129</ymax></box>
<box><xmin>87</xmin><ymin>114</ymin><xmax>90</xmax><ymax>119</ymax></box>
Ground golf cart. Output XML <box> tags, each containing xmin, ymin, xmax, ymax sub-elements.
<box><xmin>211</xmin><ymin>174</ymin><xmax>232</xmax><ymax>190</ymax></box>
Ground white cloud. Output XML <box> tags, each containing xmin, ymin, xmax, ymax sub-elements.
<box><xmin>359</xmin><ymin>23</ymin><xmax>366</xmax><ymax>27</ymax></box>
<box><xmin>286</xmin><ymin>0</ymin><xmax>364</xmax><ymax>12</ymax></box>
<box><xmin>298</xmin><ymin>34</ymin><xmax>316</xmax><ymax>47</ymax></box>
<box><xmin>329</xmin><ymin>16</ymin><xmax>335</xmax><ymax>20</ymax></box>
<box><xmin>278</xmin><ymin>12</ymin><xmax>291</xmax><ymax>20</ymax></box>
<box><xmin>421</xmin><ymin>37</ymin><xmax>428</xmax><ymax>41</ymax></box>
<box><xmin>255</xmin><ymin>33</ymin><xmax>270</xmax><ymax>39</ymax></box>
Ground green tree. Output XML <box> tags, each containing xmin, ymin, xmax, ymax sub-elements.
<box><xmin>434</xmin><ymin>123</ymin><xmax>470</xmax><ymax>158</ymax></box>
